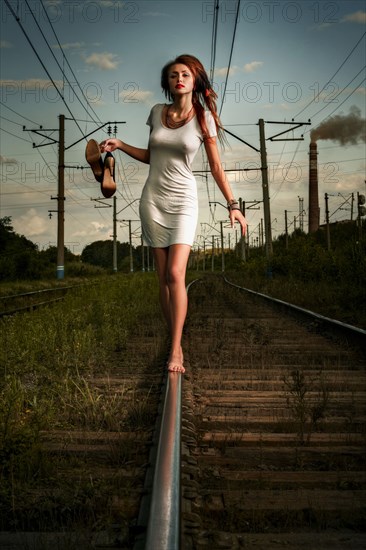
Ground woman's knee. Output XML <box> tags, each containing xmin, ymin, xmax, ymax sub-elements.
<box><xmin>167</xmin><ymin>264</ymin><xmax>186</xmax><ymax>286</ymax></box>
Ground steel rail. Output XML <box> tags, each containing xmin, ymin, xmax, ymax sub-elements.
<box><xmin>0</xmin><ymin>286</ymin><xmax>73</xmax><ymax>301</ymax></box>
<box><xmin>0</xmin><ymin>282</ymin><xmax>99</xmax><ymax>318</ymax></box>
<box><xmin>224</xmin><ymin>277</ymin><xmax>366</xmax><ymax>350</ymax></box>
<box><xmin>145</xmin><ymin>373</ymin><xmax>182</xmax><ymax>549</ymax></box>
<box><xmin>144</xmin><ymin>279</ymin><xmax>199</xmax><ymax>550</ymax></box>
<box><xmin>0</xmin><ymin>298</ymin><xmax>64</xmax><ymax>318</ymax></box>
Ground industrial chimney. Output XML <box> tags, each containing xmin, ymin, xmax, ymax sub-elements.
<box><xmin>308</xmin><ymin>141</ymin><xmax>319</xmax><ymax>233</ymax></box>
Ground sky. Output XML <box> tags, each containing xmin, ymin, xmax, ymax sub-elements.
<box><xmin>0</xmin><ymin>0</ymin><xmax>365</xmax><ymax>254</ymax></box>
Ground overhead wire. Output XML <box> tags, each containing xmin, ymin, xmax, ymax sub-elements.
<box><xmin>294</xmin><ymin>30</ymin><xmax>366</xmax><ymax>118</ymax></box>
<box><xmin>219</xmin><ymin>0</ymin><xmax>241</xmax><ymax>117</ymax></box>
<box><xmin>23</xmin><ymin>0</ymin><xmax>100</xmax><ymax>128</ymax></box>
<box><xmin>0</xmin><ymin>127</ymin><xmax>33</xmax><ymax>143</ymax></box>
<box><xmin>38</xmin><ymin>0</ymin><xmax>103</xmax><ymax>125</ymax></box>
<box><xmin>314</xmin><ymin>76</ymin><xmax>365</xmax><ymax>121</ymax></box>
<box><xmin>4</xmin><ymin>0</ymin><xmax>85</xmax><ymax>137</ymax></box>
<box><xmin>271</xmin><ymin>140</ymin><xmax>301</xmax><ymax>202</ymax></box>
<box><xmin>1</xmin><ymin>0</ymin><xmax>112</xmax><ymax>240</ymax></box>
<box><xmin>209</xmin><ymin>0</ymin><xmax>220</xmax><ymax>85</ymax></box>
<box><xmin>206</xmin><ymin>0</ymin><xmax>261</xmax><ymax>234</ymax></box>
<box><xmin>0</xmin><ymin>100</ymin><xmax>39</xmax><ymax>126</ymax></box>
<box><xmin>308</xmin><ymin>66</ymin><xmax>366</xmax><ymax>121</ymax></box>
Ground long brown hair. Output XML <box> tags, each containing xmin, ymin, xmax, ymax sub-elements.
<box><xmin>161</xmin><ymin>54</ymin><xmax>225</xmax><ymax>145</ymax></box>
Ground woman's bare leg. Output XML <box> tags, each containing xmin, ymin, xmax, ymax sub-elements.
<box><xmin>153</xmin><ymin>247</ymin><xmax>170</xmax><ymax>329</ymax></box>
<box><xmin>153</xmin><ymin>244</ymin><xmax>191</xmax><ymax>372</ymax></box>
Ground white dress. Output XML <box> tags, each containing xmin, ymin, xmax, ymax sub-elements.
<box><xmin>139</xmin><ymin>103</ymin><xmax>217</xmax><ymax>248</ymax></box>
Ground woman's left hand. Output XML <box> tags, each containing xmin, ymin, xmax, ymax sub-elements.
<box><xmin>229</xmin><ymin>209</ymin><xmax>247</xmax><ymax>236</ymax></box>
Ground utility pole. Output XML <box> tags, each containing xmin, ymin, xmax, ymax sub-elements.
<box><xmin>298</xmin><ymin>196</ymin><xmax>304</xmax><ymax>232</ymax></box>
<box><xmin>258</xmin><ymin>119</ymin><xmax>273</xmax><ymax>260</ymax></box>
<box><xmin>113</xmin><ymin>196</ymin><xmax>117</xmax><ymax>272</ymax></box>
<box><xmin>285</xmin><ymin>210</ymin><xmax>289</xmax><ymax>249</ymax></box>
<box><xmin>239</xmin><ymin>198</ymin><xmax>246</xmax><ymax>261</ymax></box>
<box><xmin>121</xmin><ymin>219</ymin><xmax>140</xmax><ymax>272</ymax></box>
<box><xmin>220</xmin><ymin>221</ymin><xmax>225</xmax><ymax>272</ymax></box>
<box><xmin>325</xmin><ymin>193</ymin><xmax>331</xmax><ymax>250</ymax></box>
<box><xmin>199</xmin><ymin>121</ymin><xmax>309</xmax><ymax>267</ymax></box>
<box><xmin>56</xmin><ymin>115</ymin><xmax>65</xmax><ymax>279</ymax></box>
<box><xmin>128</xmin><ymin>220</ymin><xmax>133</xmax><ymax>272</ymax></box>
<box><xmin>24</xmin><ymin>115</ymin><xmax>125</xmax><ymax>279</ymax></box>
<box><xmin>263</xmin><ymin>118</ymin><xmax>311</xmax><ymax>269</ymax></box>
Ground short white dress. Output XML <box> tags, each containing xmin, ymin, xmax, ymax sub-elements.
<box><xmin>139</xmin><ymin>103</ymin><xmax>217</xmax><ymax>248</ymax></box>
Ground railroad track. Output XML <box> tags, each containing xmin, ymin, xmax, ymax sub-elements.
<box><xmin>1</xmin><ymin>274</ymin><xmax>365</xmax><ymax>549</ymax></box>
<box><xmin>0</xmin><ymin>286</ymin><xmax>77</xmax><ymax>317</ymax></box>
<box><xmin>0</xmin><ymin>299</ymin><xmax>169</xmax><ymax>549</ymax></box>
<box><xmin>181</xmin><ymin>275</ymin><xmax>366</xmax><ymax>549</ymax></box>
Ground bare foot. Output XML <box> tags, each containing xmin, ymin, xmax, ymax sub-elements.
<box><xmin>167</xmin><ymin>351</ymin><xmax>185</xmax><ymax>373</ymax></box>
<box><xmin>167</xmin><ymin>360</ymin><xmax>185</xmax><ymax>373</ymax></box>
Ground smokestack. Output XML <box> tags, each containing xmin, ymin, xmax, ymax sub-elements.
<box><xmin>308</xmin><ymin>141</ymin><xmax>319</xmax><ymax>233</ymax></box>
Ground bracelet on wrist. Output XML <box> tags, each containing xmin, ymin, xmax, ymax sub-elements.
<box><xmin>227</xmin><ymin>199</ymin><xmax>240</xmax><ymax>212</ymax></box>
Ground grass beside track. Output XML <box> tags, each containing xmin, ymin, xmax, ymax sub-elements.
<box><xmin>0</xmin><ymin>273</ymin><xmax>165</xmax><ymax>536</ymax></box>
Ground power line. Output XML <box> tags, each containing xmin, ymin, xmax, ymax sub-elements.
<box><xmin>312</xmin><ymin>73</ymin><xmax>366</xmax><ymax>118</ymax></box>
<box><xmin>294</xmin><ymin>31</ymin><xmax>366</xmax><ymax>118</ymax></box>
<box><xmin>309</xmin><ymin>65</ymin><xmax>366</xmax><ymax>121</ymax></box>
<box><xmin>0</xmin><ymin>100</ymin><xmax>39</xmax><ymax>125</ymax></box>
<box><xmin>23</xmin><ymin>0</ymin><xmax>100</xmax><ymax>127</ymax></box>
<box><xmin>325</xmin><ymin>76</ymin><xmax>366</xmax><ymax>118</ymax></box>
<box><xmin>4</xmin><ymin>0</ymin><xmax>85</xmax><ymax>137</ymax></box>
<box><xmin>38</xmin><ymin>0</ymin><xmax>103</xmax><ymax>125</ymax></box>
<box><xmin>209</xmin><ymin>0</ymin><xmax>220</xmax><ymax>85</ymax></box>
<box><xmin>219</xmin><ymin>0</ymin><xmax>241</xmax><ymax>117</ymax></box>
<box><xmin>302</xmin><ymin>75</ymin><xmax>366</xmax><ymax>141</ymax></box>
<box><xmin>0</xmin><ymin>175</ymin><xmax>53</xmax><ymax>197</ymax></box>
<box><xmin>0</xmin><ymin>115</ymin><xmax>26</xmax><ymax>127</ymax></box>
<box><xmin>0</xmin><ymin>127</ymin><xmax>33</xmax><ymax>143</ymax></box>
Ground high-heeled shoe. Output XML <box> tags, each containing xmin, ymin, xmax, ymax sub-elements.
<box><xmin>85</xmin><ymin>139</ymin><xmax>103</xmax><ymax>183</ymax></box>
<box><xmin>101</xmin><ymin>152</ymin><xmax>117</xmax><ymax>198</ymax></box>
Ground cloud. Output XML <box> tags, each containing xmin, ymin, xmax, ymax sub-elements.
<box><xmin>341</xmin><ymin>11</ymin><xmax>366</xmax><ymax>24</ymax></box>
<box><xmin>73</xmin><ymin>221</ymin><xmax>111</xmax><ymax>238</ymax></box>
<box><xmin>97</xmin><ymin>0</ymin><xmax>125</xmax><ymax>7</ymax></box>
<box><xmin>214</xmin><ymin>63</ymin><xmax>262</xmax><ymax>78</ymax></box>
<box><xmin>53</xmin><ymin>42</ymin><xmax>85</xmax><ymax>50</ymax></box>
<box><xmin>243</xmin><ymin>61</ymin><xmax>263</xmax><ymax>73</ymax></box>
<box><xmin>0</xmin><ymin>40</ymin><xmax>12</xmax><ymax>48</ymax></box>
<box><xmin>12</xmin><ymin>209</ymin><xmax>48</xmax><ymax>238</ymax></box>
<box><xmin>142</xmin><ymin>12</ymin><xmax>171</xmax><ymax>17</ymax></box>
<box><xmin>215</xmin><ymin>66</ymin><xmax>239</xmax><ymax>77</ymax></box>
<box><xmin>84</xmin><ymin>52</ymin><xmax>119</xmax><ymax>70</ymax></box>
<box><xmin>0</xmin><ymin>78</ymin><xmax>63</xmax><ymax>89</ymax></box>
<box><xmin>0</xmin><ymin>155</ymin><xmax>18</xmax><ymax>165</ymax></box>
<box><xmin>118</xmin><ymin>89</ymin><xmax>153</xmax><ymax>104</ymax></box>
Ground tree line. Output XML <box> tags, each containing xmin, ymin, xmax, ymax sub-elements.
<box><xmin>0</xmin><ymin>217</ymin><xmax>143</xmax><ymax>280</ymax></box>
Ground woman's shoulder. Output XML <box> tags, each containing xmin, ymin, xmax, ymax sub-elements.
<box><xmin>204</xmin><ymin>110</ymin><xmax>217</xmax><ymax>137</ymax></box>
<box><xmin>204</xmin><ymin>109</ymin><xmax>215</xmax><ymax>122</ymax></box>
<box><xmin>151</xmin><ymin>103</ymin><xmax>166</xmax><ymax>113</ymax></box>
<box><xmin>147</xmin><ymin>104</ymin><xmax>165</xmax><ymax>126</ymax></box>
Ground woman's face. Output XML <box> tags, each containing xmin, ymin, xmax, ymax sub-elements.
<box><xmin>168</xmin><ymin>63</ymin><xmax>195</xmax><ymax>98</ymax></box>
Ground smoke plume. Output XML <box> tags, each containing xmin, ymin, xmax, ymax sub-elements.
<box><xmin>310</xmin><ymin>105</ymin><xmax>366</xmax><ymax>145</ymax></box>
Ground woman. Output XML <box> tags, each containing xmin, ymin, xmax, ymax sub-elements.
<box><xmin>98</xmin><ymin>54</ymin><xmax>247</xmax><ymax>373</ymax></box>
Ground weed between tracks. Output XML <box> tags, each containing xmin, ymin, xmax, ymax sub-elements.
<box><xmin>0</xmin><ymin>273</ymin><xmax>164</xmax><ymax>533</ymax></box>
<box><xmin>283</xmin><ymin>368</ymin><xmax>329</xmax><ymax>446</ymax></box>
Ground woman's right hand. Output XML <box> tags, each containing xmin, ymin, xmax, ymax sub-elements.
<box><xmin>100</xmin><ymin>138</ymin><xmax>122</xmax><ymax>153</ymax></box>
